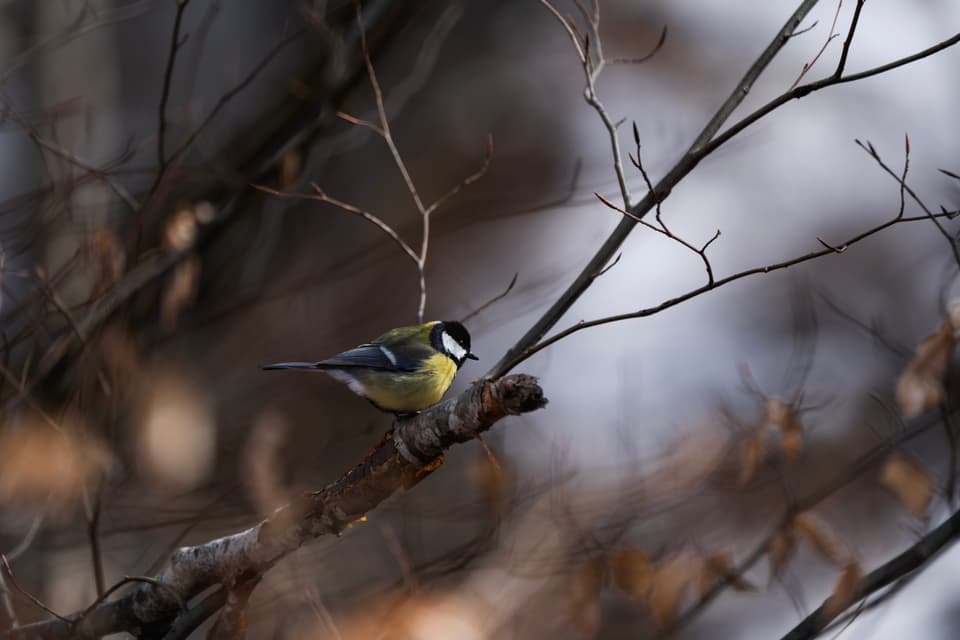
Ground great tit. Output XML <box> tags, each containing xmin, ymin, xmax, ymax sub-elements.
<box><xmin>263</xmin><ymin>320</ymin><xmax>477</xmax><ymax>416</ymax></box>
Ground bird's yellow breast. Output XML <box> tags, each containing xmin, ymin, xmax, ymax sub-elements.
<box><xmin>359</xmin><ymin>353</ymin><xmax>457</xmax><ymax>413</ymax></box>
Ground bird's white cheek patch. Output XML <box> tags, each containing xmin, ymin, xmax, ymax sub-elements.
<box><xmin>441</xmin><ymin>331</ymin><xmax>467</xmax><ymax>361</ymax></box>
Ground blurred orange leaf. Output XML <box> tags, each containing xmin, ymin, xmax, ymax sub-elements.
<box><xmin>0</xmin><ymin>426</ymin><xmax>111</xmax><ymax>512</ymax></box>
<box><xmin>822</xmin><ymin>561</ymin><xmax>862</xmax><ymax>620</ymax></box>
<box><xmin>700</xmin><ymin>551</ymin><xmax>755</xmax><ymax>594</ymax></box>
<box><xmin>765</xmin><ymin>399</ymin><xmax>803</xmax><ymax>463</ymax></box>
<box><xmin>794</xmin><ymin>512</ymin><xmax>847</xmax><ymax>565</ymax></box>
<box><xmin>161</xmin><ymin>255</ymin><xmax>201</xmax><ymax>332</ymax></box>
<box><xmin>896</xmin><ymin>315</ymin><xmax>956</xmax><ymax>417</ymax></box>
<box><xmin>469</xmin><ymin>449</ymin><xmax>511</xmax><ymax>517</ymax></box>
<box><xmin>280</xmin><ymin>149</ymin><xmax>302</xmax><ymax>189</ymax></box>
<box><xmin>648</xmin><ymin>553</ymin><xmax>698</xmax><ymax>630</ymax></box>
<box><xmin>244</xmin><ymin>411</ymin><xmax>289</xmax><ymax>518</ymax></box>
<box><xmin>610</xmin><ymin>548</ymin><xmax>653</xmax><ymax>603</ymax></box>
<box><xmin>769</xmin><ymin>528</ymin><xmax>796</xmax><ymax>581</ymax></box>
<box><xmin>738</xmin><ymin>428</ymin><xmax>766</xmax><ymax>486</ymax></box>
<box><xmin>880</xmin><ymin>453</ymin><xmax>934</xmax><ymax>518</ymax></box>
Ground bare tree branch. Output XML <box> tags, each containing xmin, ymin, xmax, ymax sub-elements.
<box><xmin>490</xmin><ymin>11</ymin><xmax>960</xmax><ymax>376</ymax></box>
<box><xmin>486</xmin><ymin>0</ymin><xmax>822</xmax><ymax>379</ymax></box>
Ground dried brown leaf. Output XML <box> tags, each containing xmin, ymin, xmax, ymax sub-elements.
<box><xmin>648</xmin><ymin>553</ymin><xmax>698</xmax><ymax>630</ymax></box>
<box><xmin>700</xmin><ymin>551</ymin><xmax>755</xmax><ymax>595</ymax></box>
<box><xmin>896</xmin><ymin>317</ymin><xmax>956</xmax><ymax>417</ymax></box>
<box><xmin>280</xmin><ymin>149</ymin><xmax>302</xmax><ymax>189</ymax></box>
<box><xmin>738</xmin><ymin>428</ymin><xmax>766</xmax><ymax>486</ymax></box>
<box><xmin>611</xmin><ymin>548</ymin><xmax>653</xmax><ymax>603</ymax></box>
<box><xmin>100</xmin><ymin>326</ymin><xmax>141</xmax><ymax>385</ymax></box>
<box><xmin>161</xmin><ymin>255</ymin><xmax>201</xmax><ymax>332</ymax></box>
<box><xmin>766</xmin><ymin>398</ymin><xmax>803</xmax><ymax>462</ymax></box>
<box><xmin>822</xmin><ymin>561</ymin><xmax>862</xmax><ymax>620</ymax></box>
<box><xmin>769</xmin><ymin>528</ymin><xmax>797</xmax><ymax>581</ymax></box>
<box><xmin>880</xmin><ymin>453</ymin><xmax>934</xmax><ymax>518</ymax></box>
<box><xmin>244</xmin><ymin>411</ymin><xmax>289</xmax><ymax>518</ymax></box>
<box><xmin>794</xmin><ymin>512</ymin><xmax>847</xmax><ymax>565</ymax></box>
<box><xmin>468</xmin><ymin>449</ymin><xmax>511</xmax><ymax>516</ymax></box>
<box><xmin>569</xmin><ymin>557</ymin><xmax>605</xmax><ymax>639</ymax></box>
<box><xmin>0</xmin><ymin>426</ymin><xmax>112</xmax><ymax>512</ymax></box>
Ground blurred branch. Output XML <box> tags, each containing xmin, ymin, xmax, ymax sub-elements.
<box><xmin>156</xmin><ymin>0</ymin><xmax>192</xmax><ymax>171</ymax></box>
<box><xmin>779</xmin><ymin>506</ymin><xmax>960</xmax><ymax>640</ymax></box>
<box><xmin>2</xmin><ymin>375</ymin><xmax>546</xmax><ymax>640</ymax></box>
<box><xmin>0</xmin><ymin>0</ymin><xmax>416</xmax><ymax>419</ymax></box>
<box><xmin>667</xmin><ymin>400</ymin><xmax>959</xmax><ymax>636</ymax></box>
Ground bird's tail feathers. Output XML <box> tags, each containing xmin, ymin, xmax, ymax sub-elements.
<box><xmin>261</xmin><ymin>361</ymin><xmax>320</xmax><ymax>371</ymax></box>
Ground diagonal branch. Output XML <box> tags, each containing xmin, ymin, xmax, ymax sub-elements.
<box><xmin>488</xmin><ymin>4</ymin><xmax>960</xmax><ymax>378</ymax></box>
<box><xmin>779</xmin><ymin>506</ymin><xmax>960</xmax><ymax>640</ymax></box>
<box><xmin>486</xmin><ymin>0</ymin><xmax>822</xmax><ymax>379</ymax></box>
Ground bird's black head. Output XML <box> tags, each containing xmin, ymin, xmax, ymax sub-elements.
<box><xmin>431</xmin><ymin>321</ymin><xmax>478</xmax><ymax>367</ymax></box>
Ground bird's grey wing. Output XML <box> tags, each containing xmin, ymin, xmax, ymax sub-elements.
<box><xmin>316</xmin><ymin>343</ymin><xmax>419</xmax><ymax>371</ymax></box>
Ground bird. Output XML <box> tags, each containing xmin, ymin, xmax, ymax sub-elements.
<box><xmin>262</xmin><ymin>320</ymin><xmax>477</xmax><ymax>416</ymax></box>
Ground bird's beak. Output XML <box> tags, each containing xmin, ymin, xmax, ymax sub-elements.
<box><xmin>466</xmin><ymin>353</ymin><xmax>479</xmax><ymax>360</ymax></box>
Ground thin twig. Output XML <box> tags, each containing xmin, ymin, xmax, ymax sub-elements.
<box><xmin>163</xmin><ymin>29</ymin><xmax>300</xmax><ymax>172</ymax></box>
<box><xmin>788</xmin><ymin>0</ymin><xmax>843</xmax><ymax>91</ymax></box>
<box><xmin>461</xmin><ymin>273</ymin><xmax>519</xmax><ymax>323</ymax></box>
<box><xmin>0</xmin><ymin>556</ymin><xmax>69</xmax><ymax>624</ymax></box>
<box><xmin>594</xmin><ymin>193</ymin><xmax>720</xmax><ymax>286</ymax></box>
<box><xmin>591</xmin><ymin>253</ymin><xmax>621</xmax><ymax>279</ymax></box>
<box><xmin>609</xmin><ymin>26</ymin><xmax>667</xmax><ymax>64</ymax></box>
<box><xmin>86</xmin><ymin>487</ymin><xmax>105</xmax><ymax>597</ymax></box>
<box><xmin>251</xmin><ymin>183</ymin><xmax>420</xmax><ymax>264</ymax></box>
<box><xmin>855</xmin><ymin>137</ymin><xmax>960</xmax><ymax>269</ymax></box>
<box><xmin>0</xmin><ymin>572</ymin><xmax>17</xmax><ymax>630</ymax></box>
<box><xmin>703</xmin><ymin>31</ymin><xmax>960</xmax><ymax>159</ymax></box>
<box><xmin>503</xmin><ymin>208</ymin><xmax>958</xmax><ymax>372</ymax></box>
<box><xmin>156</xmin><ymin>0</ymin><xmax>191</xmax><ymax>168</ymax></box>
<box><xmin>833</xmin><ymin>0</ymin><xmax>866</xmax><ymax>78</ymax></box>
<box><xmin>539</xmin><ymin>0</ymin><xmax>633</xmax><ymax>207</ymax></box>
<box><xmin>4</xmin><ymin>517</ymin><xmax>43</xmax><ymax>563</ymax></box>
<box><xmin>423</xmin><ymin>134</ymin><xmax>494</xmax><ymax>216</ymax></box>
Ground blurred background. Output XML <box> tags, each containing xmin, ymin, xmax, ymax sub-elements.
<box><xmin>1</xmin><ymin>0</ymin><xmax>960</xmax><ymax>638</ymax></box>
